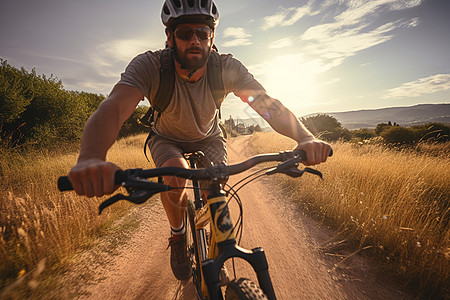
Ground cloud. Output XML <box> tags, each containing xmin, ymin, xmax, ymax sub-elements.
<box><xmin>70</xmin><ymin>37</ymin><xmax>163</xmax><ymax>94</ymax></box>
<box><xmin>96</xmin><ymin>39</ymin><xmax>153</xmax><ymax>63</ymax></box>
<box><xmin>261</xmin><ymin>5</ymin><xmax>313</xmax><ymax>30</ymax></box>
<box><xmin>323</xmin><ymin>78</ymin><xmax>341</xmax><ymax>85</ymax></box>
<box><xmin>223</xmin><ymin>27</ymin><xmax>251</xmax><ymax>39</ymax></box>
<box><xmin>335</xmin><ymin>0</ymin><xmax>423</xmax><ymax>25</ymax></box>
<box><xmin>402</xmin><ymin>17</ymin><xmax>420</xmax><ymax>28</ymax></box>
<box><xmin>297</xmin><ymin>0</ymin><xmax>424</xmax><ymax>72</ymax></box>
<box><xmin>221</xmin><ymin>27</ymin><xmax>252</xmax><ymax>47</ymax></box>
<box><xmin>381</xmin><ymin>74</ymin><xmax>450</xmax><ymax>99</ymax></box>
<box><xmin>301</xmin><ymin>21</ymin><xmax>396</xmax><ymax>72</ymax></box>
<box><xmin>222</xmin><ymin>39</ymin><xmax>252</xmax><ymax>47</ymax></box>
<box><xmin>268</xmin><ymin>37</ymin><xmax>295</xmax><ymax>49</ymax></box>
<box><xmin>390</xmin><ymin>0</ymin><xmax>423</xmax><ymax>10</ymax></box>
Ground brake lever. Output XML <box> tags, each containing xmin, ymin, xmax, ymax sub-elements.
<box><xmin>98</xmin><ymin>175</ymin><xmax>170</xmax><ymax>214</ymax></box>
<box><xmin>266</xmin><ymin>157</ymin><xmax>323</xmax><ymax>179</ymax></box>
<box><xmin>99</xmin><ymin>187</ymin><xmax>171</xmax><ymax>214</ymax></box>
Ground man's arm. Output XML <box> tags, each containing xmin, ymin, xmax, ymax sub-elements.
<box><xmin>68</xmin><ymin>84</ymin><xmax>144</xmax><ymax>197</ymax></box>
<box><xmin>236</xmin><ymin>82</ymin><xmax>331</xmax><ymax>165</ymax></box>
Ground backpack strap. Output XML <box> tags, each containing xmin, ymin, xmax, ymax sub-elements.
<box><xmin>153</xmin><ymin>48</ymin><xmax>175</xmax><ymax>112</ymax></box>
<box><xmin>206</xmin><ymin>51</ymin><xmax>226</xmax><ymax>118</ymax></box>
<box><xmin>138</xmin><ymin>48</ymin><xmax>175</xmax><ymax>127</ymax></box>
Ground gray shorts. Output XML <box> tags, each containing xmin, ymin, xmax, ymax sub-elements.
<box><xmin>147</xmin><ymin>133</ymin><xmax>227</xmax><ymax>168</ymax></box>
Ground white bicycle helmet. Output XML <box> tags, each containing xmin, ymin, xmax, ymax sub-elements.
<box><xmin>161</xmin><ymin>0</ymin><xmax>219</xmax><ymax>30</ymax></box>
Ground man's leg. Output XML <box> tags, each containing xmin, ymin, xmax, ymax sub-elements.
<box><xmin>160</xmin><ymin>157</ymin><xmax>189</xmax><ymax>229</ymax></box>
<box><xmin>160</xmin><ymin>156</ymin><xmax>192</xmax><ymax>281</ymax></box>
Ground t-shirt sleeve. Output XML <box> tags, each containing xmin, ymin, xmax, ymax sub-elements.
<box><xmin>221</xmin><ymin>54</ymin><xmax>265</xmax><ymax>98</ymax></box>
<box><xmin>117</xmin><ymin>51</ymin><xmax>159</xmax><ymax>99</ymax></box>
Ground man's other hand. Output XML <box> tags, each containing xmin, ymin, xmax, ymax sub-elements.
<box><xmin>296</xmin><ymin>138</ymin><xmax>332</xmax><ymax>166</ymax></box>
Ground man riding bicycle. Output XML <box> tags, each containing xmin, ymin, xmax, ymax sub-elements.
<box><xmin>68</xmin><ymin>0</ymin><xmax>332</xmax><ymax>282</ymax></box>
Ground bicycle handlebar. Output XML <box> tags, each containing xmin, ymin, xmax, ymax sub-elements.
<box><xmin>58</xmin><ymin>148</ymin><xmax>334</xmax><ymax>192</ymax></box>
<box><xmin>58</xmin><ymin>149</ymin><xmax>311</xmax><ymax>191</ymax></box>
<box><xmin>58</xmin><ymin>149</ymin><xmax>332</xmax><ymax>214</ymax></box>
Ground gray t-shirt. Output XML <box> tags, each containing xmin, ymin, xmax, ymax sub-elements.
<box><xmin>118</xmin><ymin>50</ymin><xmax>257</xmax><ymax>142</ymax></box>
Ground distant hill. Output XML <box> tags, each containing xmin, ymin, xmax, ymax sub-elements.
<box><xmin>232</xmin><ymin>103</ymin><xmax>450</xmax><ymax>130</ymax></box>
<box><xmin>316</xmin><ymin>104</ymin><xmax>450</xmax><ymax>129</ymax></box>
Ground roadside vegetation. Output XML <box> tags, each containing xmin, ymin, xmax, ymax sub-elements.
<box><xmin>250</xmin><ymin>131</ymin><xmax>449</xmax><ymax>299</ymax></box>
<box><xmin>0</xmin><ymin>134</ymin><xmax>152</xmax><ymax>297</ymax></box>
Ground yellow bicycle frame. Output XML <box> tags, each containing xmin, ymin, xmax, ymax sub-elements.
<box><xmin>194</xmin><ymin>194</ymin><xmax>236</xmax><ymax>298</ymax></box>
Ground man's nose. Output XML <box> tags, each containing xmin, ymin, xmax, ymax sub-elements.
<box><xmin>189</xmin><ymin>32</ymin><xmax>201</xmax><ymax>44</ymax></box>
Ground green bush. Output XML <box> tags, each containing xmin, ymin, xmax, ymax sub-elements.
<box><xmin>410</xmin><ymin>123</ymin><xmax>449</xmax><ymax>143</ymax></box>
<box><xmin>118</xmin><ymin>105</ymin><xmax>149</xmax><ymax>138</ymax></box>
<box><xmin>381</xmin><ymin>126</ymin><xmax>416</xmax><ymax>145</ymax></box>
<box><xmin>351</xmin><ymin>128</ymin><xmax>376</xmax><ymax>140</ymax></box>
<box><xmin>300</xmin><ymin>114</ymin><xmax>350</xmax><ymax>141</ymax></box>
<box><xmin>375</xmin><ymin>122</ymin><xmax>393</xmax><ymax>135</ymax></box>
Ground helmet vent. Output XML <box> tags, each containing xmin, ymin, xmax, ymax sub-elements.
<box><xmin>163</xmin><ymin>4</ymin><xmax>170</xmax><ymax>15</ymax></box>
<box><xmin>200</xmin><ymin>0</ymin><xmax>207</xmax><ymax>8</ymax></box>
<box><xmin>187</xmin><ymin>0</ymin><xmax>194</xmax><ymax>8</ymax></box>
<box><xmin>212</xmin><ymin>3</ymin><xmax>217</xmax><ymax>14</ymax></box>
<box><xmin>173</xmin><ymin>0</ymin><xmax>182</xmax><ymax>8</ymax></box>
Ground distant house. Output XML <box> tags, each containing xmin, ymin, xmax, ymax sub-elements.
<box><xmin>236</xmin><ymin>123</ymin><xmax>249</xmax><ymax>135</ymax></box>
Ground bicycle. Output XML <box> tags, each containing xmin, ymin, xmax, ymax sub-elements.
<box><xmin>58</xmin><ymin>149</ymin><xmax>326</xmax><ymax>299</ymax></box>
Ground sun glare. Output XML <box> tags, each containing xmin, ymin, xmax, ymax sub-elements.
<box><xmin>254</xmin><ymin>54</ymin><xmax>319</xmax><ymax>115</ymax></box>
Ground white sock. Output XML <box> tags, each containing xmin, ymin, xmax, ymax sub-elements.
<box><xmin>171</xmin><ymin>222</ymin><xmax>185</xmax><ymax>236</ymax></box>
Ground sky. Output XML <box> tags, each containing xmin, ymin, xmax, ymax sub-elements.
<box><xmin>1</xmin><ymin>0</ymin><xmax>449</xmax><ymax>120</ymax></box>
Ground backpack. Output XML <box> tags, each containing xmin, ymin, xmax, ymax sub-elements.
<box><xmin>139</xmin><ymin>47</ymin><xmax>227</xmax><ymax>160</ymax></box>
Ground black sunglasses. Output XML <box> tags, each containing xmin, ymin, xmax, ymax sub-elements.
<box><xmin>174</xmin><ymin>27</ymin><xmax>213</xmax><ymax>41</ymax></box>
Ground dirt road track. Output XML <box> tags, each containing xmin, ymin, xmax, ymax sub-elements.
<box><xmin>73</xmin><ymin>136</ymin><xmax>412</xmax><ymax>299</ymax></box>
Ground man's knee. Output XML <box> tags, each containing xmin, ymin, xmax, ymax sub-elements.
<box><xmin>161</xmin><ymin>156</ymin><xmax>189</xmax><ymax>168</ymax></box>
<box><xmin>161</xmin><ymin>156</ymin><xmax>189</xmax><ymax>188</ymax></box>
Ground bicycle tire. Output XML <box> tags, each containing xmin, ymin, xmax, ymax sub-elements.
<box><xmin>225</xmin><ymin>278</ymin><xmax>268</xmax><ymax>300</ymax></box>
<box><xmin>187</xmin><ymin>199</ymin><xmax>203</xmax><ymax>299</ymax></box>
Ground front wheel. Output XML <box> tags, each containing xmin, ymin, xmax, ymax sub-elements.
<box><xmin>187</xmin><ymin>200</ymin><xmax>203</xmax><ymax>298</ymax></box>
<box><xmin>225</xmin><ymin>278</ymin><xmax>268</xmax><ymax>300</ymax></box>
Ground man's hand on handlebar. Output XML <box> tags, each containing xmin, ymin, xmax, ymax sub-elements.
<box><xmin>68</xmin><ymin>158</ymin><xmax>121</xmax><ymax>197</ymax></box>
<box><xmin>295</xmin><ymin>138</ymin><xmax>332</xmax><ymax>166</ymax></box>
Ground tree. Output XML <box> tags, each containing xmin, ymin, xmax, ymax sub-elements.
<box><xmin>0</xmin><ymin>59</ymin><xmax>34</xmax><ymax>123</ymax></box>
<box><xmin>300</xmin><ymin>114</ymin><xmax>349</xmax><ymax>141</ymax></box>
<box><xmin>0</xmin><ymin>59</ymin><xmax>106</xmax><ymax>149</ymax></box>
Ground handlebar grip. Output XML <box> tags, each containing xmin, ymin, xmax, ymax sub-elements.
<box><xmin>57</xmin><ymin>171</ymin><xmax>127</xmax><ymax>192</ymax></box>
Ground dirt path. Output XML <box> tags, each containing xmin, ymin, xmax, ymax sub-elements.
<box><xmin>73</xmin><ymin>136</ymin><xmax>412</xmax><ymax>299</ymax></box>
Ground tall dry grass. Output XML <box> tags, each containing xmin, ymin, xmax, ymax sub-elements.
<box><xmin>250</xmin><ymin>132</ymin><xmax>449</xmax><ymax>297</ymax></box>
<box><xmin>0</xmin><ymin>134</ymin><xmax>152</xmax><ymax>292</ymax></box>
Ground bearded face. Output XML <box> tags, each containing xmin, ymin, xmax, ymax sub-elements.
<box><xmin>168</xmin><ymin>24</ymin><xmax>214</xmax><ymax>71</ymax></box>
<box><xmin>176</xmin><ymin>45</ymin><xmax>210</xmax><ymax>71</ymax></box>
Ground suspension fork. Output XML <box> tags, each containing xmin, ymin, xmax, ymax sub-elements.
<box><xmin>204</xmin><ymin>188</ymin><xmax>277</xmax><ymax>300</ymax></box>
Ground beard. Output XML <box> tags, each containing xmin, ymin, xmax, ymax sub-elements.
<box><xmin>177</xmin><ymin>46</ymin><xmax>209</xmax><ymax>71</ymax></box>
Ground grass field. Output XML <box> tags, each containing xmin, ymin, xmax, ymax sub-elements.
<box><xmin>250</xmin><ymin>132</ymin><xmax>449</xmax><ymax>298</ymax></box>
<box><xmin>0</xmin><ymin>134</ymin><xmax>152</xmax><ymax>296</ymax></box>
<box><xmin>1</xmin><ymin>132</ymin><xmax>448</xmax><ymax>298</ymax></box>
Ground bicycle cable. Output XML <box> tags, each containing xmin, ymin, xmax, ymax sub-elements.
<box><xmin>223</xmin><ymin>165</ymin><xmax>276</xmax><ymax>280</ymax></box>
